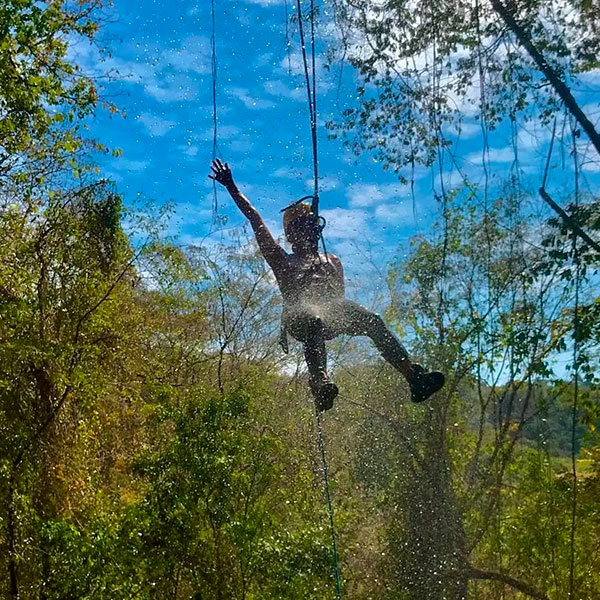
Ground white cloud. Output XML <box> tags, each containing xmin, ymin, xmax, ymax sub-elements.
<box><xmin>227</xmin><ymin>87</ymin><xmax>275</xmax><ymax>110</ymax></box>
<box><xmin>168</xmin><ymin>200</ymin><xmax>214</xmax><ymax>238</ymax></box>
<box><xmin>304</xmin><ymin>175</ymin><xmax>340</xmax><ymax>192</ymax></box>
<box><xmin>517</xmin><ymin>125</ymin><xmax>554</xmax><ymax>151</ymax></box>
<box><xmin>320</xmin><ymin>208</ymin><xmax>369</xmax><ymax>239</ymax></box>
<box><xmin>137</xmin><ymin>112</ymin><xmax>175</xmax><ymax>137</ymax></box>
<box><xmin>581</xmin><ymin>159</ymin><xmax>600</xmax><ymax>172</ymax></box>
<box><xmin>144</xmin><ymin>73</ymin><xmax>200</xmax><ymax>103</ymax></box>
<box><xmin>444</xmin><ymin>120</ymin><xmax>481</xmax><ymax>140</ymax></box>
<box><xmin>374</xmin><ymin>202</ymin><xmax>413</xmax><ymax>223</ymax></box>
<box><xmin>280</xmin><ymin>50</ymin><xmax>326</xmax><ymax>78</ymax></box>
<box><xmin>263</xmin><ymin>79</ymin><xmax>305</xmax><ymax>102</ymax></box>
<box><xmin>276</xmin><ymin>51</ymin><xmax>334</xmax><ymax>95</ymax></box>
<box><xmin>434</xmin><ymin>169</ymin><xmax>471</xmax><ymax>191</ymax></box>
<box><xmin>244</xmin><ymin>0</ymin><xmax>286</xmax><ymax>5</ymax></box>
<box><xmin>256</xmin><ymin>52</ymin><xmax>275</xmax><ymax>68</ymax></box>
<box><xmin>273</xmin><ymin>166</ymin><xmax>307</xmax><ymax>179</ymax></box>
<box><xmin>181</xmin><ymin>144</ymin><xmax>199</xmax><ymax>157</ymax></box>
<box><xmin>199</xmin><ymin>124</ymin><xmax>241</xmax><ymax>141</ymax></box>
<box><xmin>161</xmin><ymin>36</ymin><xmax>210</xmax><ymax>74</ymax></box>
<box><xmin>465</xmin><ymin>146</ymin><xmax>516</xmax><ymax>164</ymax></box>
<box><xmin>576</xmin><ymin>67</ymin><xmax>600</xmax><ymax>85</ymax></box>
<box><xmin>99</xmin><ymin>55</ymin><xmax>201</xmax><ymax>103</ymax></box>
<box><xmin>346</xmin><ymin>182</ymin><xmax>408</xmax><ymax>207</ymax></box>
<box><xmin>228</xmin><ymin>139</ymin><xmax>255</xmax><ymax>154</ymax></box>
<box><xmin>70</xmin><ymin>36</ymin><xmax>209</xmax><ymax>104</ymax></box>
<box><xmin>111</xmin><ymin>158</ymin><xmax>149</xmax><ymax>173</ymax></box>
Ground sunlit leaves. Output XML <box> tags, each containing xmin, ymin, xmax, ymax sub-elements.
<box><xmin>0</xmin><ymin>1</ymin><xmax>106</xmax><ymax>181</ymax></box>
<box><xmin>328</xmin><ymin>0</ymin><xmax>600</xmax><ymax>171</ymax></box>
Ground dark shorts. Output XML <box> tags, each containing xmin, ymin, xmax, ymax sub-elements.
<box><xmin>283</xmin><ymin>299</ymin><xmax>374</xmax><ymax>343</ymax></box>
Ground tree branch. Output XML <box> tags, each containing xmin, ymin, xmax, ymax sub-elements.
<box><xmin>539</xmin><ymin>188</ymin><xmax>600</xmax><ymax>254</ymax></box>
<box><xmin>490</xmin><ymin>0</ymin><xmax>600</xmax><ymax>157</ymax></box>
<box><xmin>466</xmin><ymin>565</ymin><xmax>550</xmax><ymax>600</ymax></box>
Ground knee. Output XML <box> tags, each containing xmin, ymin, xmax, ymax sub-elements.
<box><xmin>355</xmin><ymin>309</ymin><xmax>385</xmax><ymax>336</ymax></box>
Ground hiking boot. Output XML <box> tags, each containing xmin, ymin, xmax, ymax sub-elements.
<box><xmin>309</xmin><ymin>376</ymin><xmax>339</xmax><ymax>412</ymax></box>
<box><xmin>409</xmin><ymin>363</ymin><xmax>445</xmax><ymax>403</ymax></box>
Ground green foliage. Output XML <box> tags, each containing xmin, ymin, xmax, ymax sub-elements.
<box><xmin>343</xmin><ymin>194</ymin><xmax>599</xmax><ymax>600</ymax></box>
<box><xmin>474</xmin><ymin>448</ymin><xmax>600</xmax><ymax>599</ymax></box>
<box><xmin>0</xmin><ymin>177</ymin><xmax>144</xmax><ymax>598</ymax></box>
<box><xmin>127</xmin><ymin>389</ymin><xmax>332</xmax><ymax>599</ymax></box>
<box><xmin>28</xmin><ymin>390</ymin><xmax>333</xmax><ymax>600</ymax></box>
<box><xmin>1</xmin><ymin>177</ymin><xmax>598</xmax><ymax>599</ymax></box>
<box><xmin>538</xmin><ymin>199</ymin><xmax>600</xmax><ymax>385</ymax></box>
<box><xmin>329</xmin><ymin>0</ymin><xmax>600</xmax><ymax>172</ymax></box>
<box><xmin>0</xmin><ymin>0</ymin><xmax>108</xmax><ymax>182</ymax></box>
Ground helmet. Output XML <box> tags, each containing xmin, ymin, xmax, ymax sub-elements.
<box><xmin>282</xmin><ymin>201</ymin><xmax>316</xmax><ymax>241</ymax></box>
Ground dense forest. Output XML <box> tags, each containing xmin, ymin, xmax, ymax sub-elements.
<box><xmin>1</xmin><ymin>1</ymin><xmax>599</xmax><ymax>599</ymax></box>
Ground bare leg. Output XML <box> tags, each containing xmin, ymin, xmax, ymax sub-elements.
<box><xmin>303</xmin><ymin>316</ymin><xmax>328</xmax><ymax>384</ymax></box>
<box><xmin>299</xmin><ymin>315</ymin><xmax>339</xmax><ymax>411</ymax></box>
<box><xmin>331</xmin><ymin>300</ymin><xmax>414</xmax><ymax>381</ymax></box>
<box><xmin>328</xmin><ymin>299</ymin><xmax>444</xmax><ymax>402</ymax></box>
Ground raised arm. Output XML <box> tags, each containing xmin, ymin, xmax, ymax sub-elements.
<box><xmin>209</xmin><ymin>159</ymin><xmax>287</xmax><ymax>271</ymax></box>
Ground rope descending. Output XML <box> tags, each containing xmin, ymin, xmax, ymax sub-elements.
<box><xmin>315</xmin><ymin>410</ymin><xmax>343</xmax><ymax>600</ymax></box>
<box><xmin>568</xmin><ymin>119</ymin><xmax>581</xmax><ymax>600</ymax></box>
<box><xmin>296</xmin><ymin>0</ymin><xmax>320</xmax><ymax>216</ymax></box>
<box><xmin>210</xmin><ymin>0</ymin><xmax>219</xmax><ymax>225</ymax></box>
<box><xmin>296</xmin><ymin>2</ymin><xmax>342</xmax><ymax>596</ymax></box>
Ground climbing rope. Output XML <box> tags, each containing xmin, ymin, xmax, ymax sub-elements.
<box><xmin>315</xmin><ymin>409</ymin><xmax>343</xmax><ymax>600</ymax></box>
<box><xmin>296</xmin><ymin>2</ymin><xmax>342</xmax><ymax>596</ymax></box>
<box><xmin>568</xmin><ymin>119</ymin><xmax>581</xmax><ymax>600</ymax></box>
<box><xmin>542</xmin><ymin>116</ymin><xmax>582</xmax><ymax>598</ymax></box>
<box><xmin>296</xmin><ymin>0</ymin><xmax>320</xmax><ymax>215</ymax></box>
<box><xmin>210</xmin><ymin>0</ymin><xmax>220</xmax><ymax>226</ymax></box>
<box><xmin>569</xmin><ymin>206</ymin><xmax>580</xmax><ymax>600</ymax></box>
<box><xmin>296</xmin><ymin>0</ymin><xmax>332</xmax><ymax>267</ymax></box>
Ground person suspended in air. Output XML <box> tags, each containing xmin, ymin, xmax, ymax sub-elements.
<box><xmin>209</xmin><ymin>159</ymin><xmax>445</xmax><ymax>411</ymax></box>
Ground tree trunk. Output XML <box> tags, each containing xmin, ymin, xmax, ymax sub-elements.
<box><xmin>490</xmin><ymin>0</ymin><xmax>600</xmax><ymax>157</ymax></box>
<box><xmin>467</xmin><ymin>565</ymin><xmax>550</xmax><ymax>600</ymax></box>
<box><xmin>391</xmin><ymin>402</ymin><xmax>468</xmax><ymax>600</ymax></box>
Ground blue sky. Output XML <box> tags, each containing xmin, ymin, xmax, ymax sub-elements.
<box><xmin>73</xmin><ymin>0</ymin><xmax>600</xmax><ymax>295</ymax></box>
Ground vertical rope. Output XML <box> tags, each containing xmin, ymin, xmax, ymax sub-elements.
<box><xmin>310</xmin><ymin>0</ymin><xmax>319</xmax><ymax>210</ymax></box>
<box><xmin>568</xmin><ymin>118</ymin><xmax>580</xmax><ymax>599</ymax></box>
<box><xmin>295</xmin><ymin>8</ymin><xmax>341</xmax><ymax>590</ymax></box>
<box><xmin>428</xmin><ymin>0</ymin><xmax>448</xmax><ymax>346</ymax></box>
<box><xmin>210</xmin><ymin>0</ymin><xmax>219</xmax><ymax>225</ymax></box>
<box><xmin>296</xmin><ymin>0</ymin><xmax>320</xmax><ymax>215</ymax></box>
<box><xmin>569</xmin><ymin>227</ymin><xmax>580</xmax><ymax>600</ymax></box>
<box><xmin>284</xmin><ymin>0</ymin><xmax>292</xmax><ymax>74</ymax></box>
<box><xmin>296</xmin><ymin>0</ymin><xmax>328</xmax><ymax>263</ymax></box>
<box><xmin>315</xmin><ymin>410</ymin><xmax>343</xmax><ymax>599</ymax></box>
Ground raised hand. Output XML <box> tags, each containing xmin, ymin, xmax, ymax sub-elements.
<box><xmin>208</xmin><ymin>158</ymin><xmax>234</xmax><ymax>187</ymax></box>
